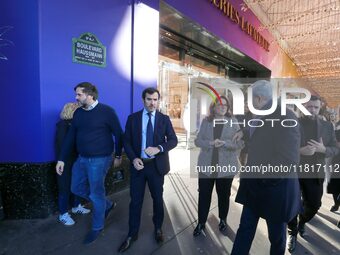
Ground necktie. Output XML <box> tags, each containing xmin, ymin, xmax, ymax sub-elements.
<box><xmin>146</xmin><ymin>112</ymin><xmax>154</xmax><ymax>149</ymax></box>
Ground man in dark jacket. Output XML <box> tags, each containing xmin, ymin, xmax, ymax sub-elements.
<box><xmin>287</xmin><ymin>95</ymin><xmax>338</xmax><ymax>253</ymax></box>
<box><xmin>231</xmin><ymin>80</ymin><xmax>302</xmax><ymax>255</ymax></box>
<box><xmin>118</xmin><ymin>87</ymin><xmax>178</xmax><ymax>253</ymax></box>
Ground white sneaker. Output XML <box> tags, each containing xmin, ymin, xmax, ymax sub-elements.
<box><xmin>58</xmin><ymin>212</ymin><xmax>75</xmax><ymax>226</ymax></box>
<box><xmin>71</xmin><ymin>204</ymin><xmax>91</xmax><ymax>214</ymax></box>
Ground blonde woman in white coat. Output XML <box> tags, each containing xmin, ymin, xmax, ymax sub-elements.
<box><xmin>193</xmin><ymin>96</ymin><xmax>243</xmax><ymax>236</ymax></box>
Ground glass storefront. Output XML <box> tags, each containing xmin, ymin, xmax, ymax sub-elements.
<box><xmin>158</xmin><ymin>2</ymin><xmax>271</xmax><ymax>141</ymax></box>
<box><xmin>158</xmin><ymin>42</ymin><xmax>224</xmax><ymax>134</ymax></box>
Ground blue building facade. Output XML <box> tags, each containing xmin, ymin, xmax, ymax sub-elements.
<box><xmin>1</xmin><ymin>0</ymin><xmax>296</xmax><ymax>218</ymax></box>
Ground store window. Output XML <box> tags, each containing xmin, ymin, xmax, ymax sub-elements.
<box><xmin>158</xmin><ymin>42</ymin><xmax>222</xmax><ymax>133</ymax></box>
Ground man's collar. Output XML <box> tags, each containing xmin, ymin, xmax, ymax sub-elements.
<box><xmin>84</xmin><ymin>100</ymin><xmax>98</xmax><ymax>111</ymax></box>
<box><xmin>143</xmin><ymin>108</ymin><xmax>156</xmax><ymax>116</ymax></box>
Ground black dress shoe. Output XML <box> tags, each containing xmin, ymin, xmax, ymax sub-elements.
<box><xmin>330</xmin><ymin>204</ymin><xmax>339</xmax><ymax>212</ymax></box>
<box><xmin>193</xmin><ymin>223</ymin><xmax>205</xmax><ymax>237</ymax></box>
<box><xmin>118</xmin><ymin>236</ymin><xmax>138</xmax><ymax>253</ymax></box>
<box><xmin>218</xmin><ymin>219</ymin><xmax>227</xmax><ymax>231</ymax></box>
<box><xmin>287</xmin><ymin>235</ymin><xmax>297</xmax><ymax>253</ymax></box>
<box><xmin>155</xmin><ymin>229</ymin><xmax>164</xmax><ymax>243</ymax></box>
<box><xmin>298</xmin><ymin>222</ymin><xmax>305</xmax><ymax>237</ymax></box>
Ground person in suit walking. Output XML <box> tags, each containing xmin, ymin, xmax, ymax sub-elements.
<box><xmin>287</xmin><ymin>95</ymin><xmax>338</xmax><ymax>253</ymax></box>
<box><xmin>193</xmin><ymin>96</ymin><xmax>243</xmax><ymax>236</ymax></box>
<box><xmin>231</xmin><ymin>80</ymin><xmax>302</xmax><ymax>255</ymax></box>
<box><xmin>118</xmin><ymin>87</ymin><xmax>178</xmax><ymax>253</ymax></box>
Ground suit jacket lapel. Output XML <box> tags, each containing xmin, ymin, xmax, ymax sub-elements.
<box><xmin>154</xmin><ymin>111</ymin><xmax>160</xmax><ymax>140</ymax></box>
<box><xmin>136</xmin><ymin>110</ymin><xmax>143</xmax><ymax>154</ymax></box>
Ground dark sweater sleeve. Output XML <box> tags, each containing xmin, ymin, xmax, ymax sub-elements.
<box><xmin>58</xmin><ymin>120</ymin><xmax>76</xmax><ymax>162</ymax></box>
<box><xmin>109</xmin><ymin>108</ymin><xmax>123</xmax><ymax>156</ymax></box>
<box><xmin>55</xmin><ymin>121</ymin><xmax>68</xmax><ymax>159</ymax></box>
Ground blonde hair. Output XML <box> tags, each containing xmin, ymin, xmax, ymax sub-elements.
<box><xmin>60</xmin><ymin>102</ymin><xmax>79</xmax><ymax>120</ymax></box>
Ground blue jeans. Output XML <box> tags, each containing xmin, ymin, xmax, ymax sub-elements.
<box><xmin>71</xmin><ymin>155</ymin><xmax>113</xmax><ymax>230</ymax></box>
<box><xmin>231</xmin><ymin>206</ymin><xmax>286</xmax><ymax>255</ymax></box>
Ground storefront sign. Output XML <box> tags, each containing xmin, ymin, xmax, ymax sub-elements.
<box><xmin>209</xmin><ymin>0</ymin><xmax>270</xmax><ymax>51</ymax></box>
<box><xmin>72</xmin><ymin>33</ymin><xmax>106</xmax><ymax>67</ymax></box>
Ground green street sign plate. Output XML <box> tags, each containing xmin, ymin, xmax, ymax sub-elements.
<box><xmin>72</xmin><ymin>33</ymin><xmax>106</xmax><ymax>68</ymax></box>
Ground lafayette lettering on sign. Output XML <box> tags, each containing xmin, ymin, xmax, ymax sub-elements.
<box><xmin>72</xmin><ymin>33</ymin><xmax>106</xmax><ymax>67</ymax></box>
<box><xmin>209</xmin><ymin>0</ymin><xmax>270</xmax><ymax>51</ymax></box>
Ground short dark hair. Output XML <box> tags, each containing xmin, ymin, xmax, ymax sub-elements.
<box><xmin>142</xmin><ymin>87</ymin><xmax>160</xmax><ymax>100</ymax></box>
<box><xmin>74</xmin><ymin>82</ymin><xmax>98</xmax><ymax>100</ymax></box>
<box><xmin>310</xmin><ymin>95</ymin><xmax>321</xmax><ymax>101</ymax></box>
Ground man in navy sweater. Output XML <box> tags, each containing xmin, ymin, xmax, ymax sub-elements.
<box><xmin>56</xmin><ymin>82</ymin><xmax>123</xmax><ymax>244</ymax></box>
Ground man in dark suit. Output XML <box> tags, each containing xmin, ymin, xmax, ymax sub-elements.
<box><xmin>118</xmin><ymin>87</ymin><xmax>178</xmax><ymax>253</ymax></box>
<box><xmin>287</xmin><ymin>95</ymin><xmax>338</xmax><ymax>253</ymax></box>
<box><xmin>231</xmin><ymin>80</ymin><xmax>302</xmax><ymax>255</ymax></box>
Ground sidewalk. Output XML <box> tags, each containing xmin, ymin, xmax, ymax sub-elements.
<box><xmin>0</xmin><ymin>147</ymin><xmax>339</xmax><ymax>255</ymax></box>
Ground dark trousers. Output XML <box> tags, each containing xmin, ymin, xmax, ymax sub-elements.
<box><xmin>57</xmin><ymin>162</ymin><xmax>80</xmax><ymax>214</ymax></box>
<box><xmin>332</xmin><ymin>193</ymin><xmax>340</xmax><ymax>206</ymax></box>
<box><xmin>198</xmin><ymin>177</ymin><xmax>233</xmax><ymax>224</ymax></box>
<box><xmin>231</xmin><ymin>206</ymin><xmax>286</xmax><ymax>255</ymax></box>
<box><xmin>128</xmin><ymin>161</ymin><xmax>164</xmax><ymax>237</ymax></box>
<box><xmin>288</xmin><ymin>178</ymin><xmax>323</xmax><ymax>235</ymax></box>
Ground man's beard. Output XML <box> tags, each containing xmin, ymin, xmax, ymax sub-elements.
<box><xmin>77</xmin><ymin>100</ymin><xmax>87</xmax><ymax>108</ymax></box>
